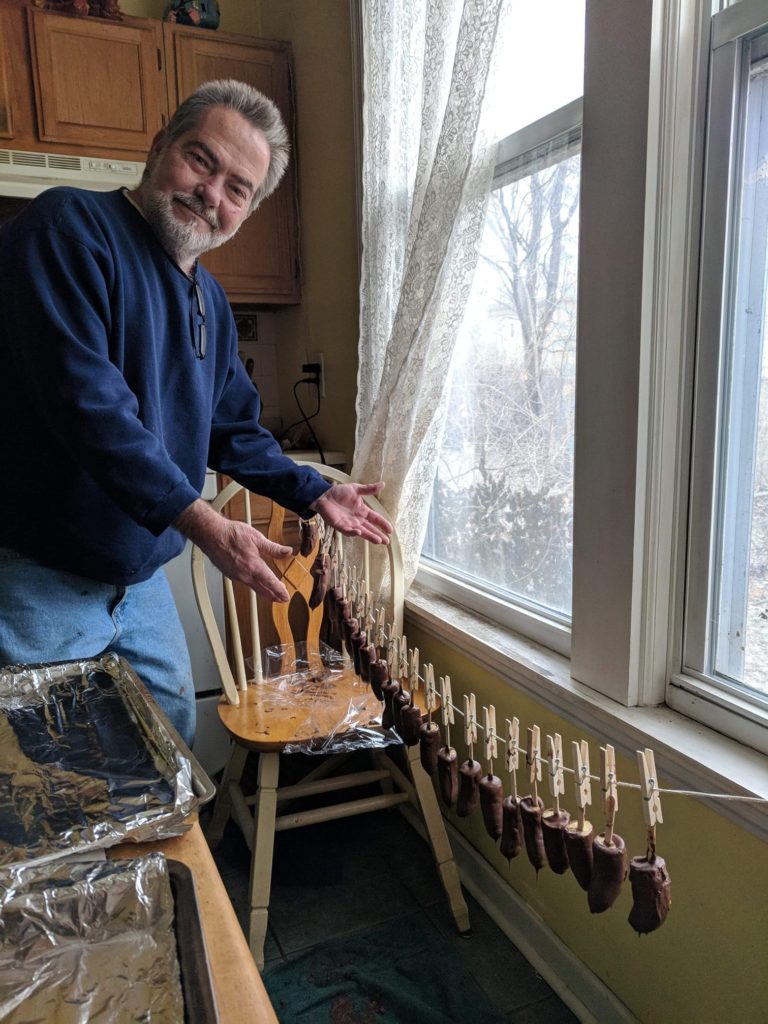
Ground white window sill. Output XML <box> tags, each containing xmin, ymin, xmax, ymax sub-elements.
<box><xmin>406</xmin><ymin>581</ymin><xmax>768</xmax><ymax>842</ymax></box>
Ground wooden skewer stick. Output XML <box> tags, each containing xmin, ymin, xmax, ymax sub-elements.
<box><xmin>527</xmin><ymin>725</ymin><xmax>542</xmax><ymax>804</ymax></box>
<box><xmin>506</xmin><ymin>717</ymin><xmax>520</xmax><ymax>801</ymax></box>
<box><xmin>571</xmin><ymin>739</ymin><xmax>592</xmax><ymax>832</ymax></box>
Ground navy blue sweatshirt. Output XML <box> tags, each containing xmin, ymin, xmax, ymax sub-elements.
<box><xmin>0</xmin><ymin>188</ymin><xmax>330</xmax><ymax>584</ymax></box>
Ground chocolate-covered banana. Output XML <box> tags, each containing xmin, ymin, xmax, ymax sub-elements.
<box><xmin>587</xmin><ymin>834</ymin><xmax>628</xmax><ymax>913</ymax></box>
<box><xmin>299</xmin><ymin>518</ymin><xmax>318</xmax><ymax>557</ymax></box>
<box><xmin>393</xmin><ymin>685</ymin><xmax>411</xmax><ymax>732</ymax></box>
<box><xmin>399</xmin><ymin>700</ymin><xmax>423</xmax><ymax>746</ymax></box>
<box><xmin>419</xmin><ymin>722</ymin><xmax>440</xmax><ymax>775</ymax></box>
<box><xmin>520</xmin><ymin>796</ymin><xmax>546</xmax><ymax>872</ymax></box>
<box><xmin>500</xmin><ymin>796</ymin><xmax>523</xmax><ymax>861</ymax></box>
<box><xmin>437</xmin><ymin>746</ymin><xmax>459</xmax><ymax>808</ymax></box>
<box><xmin>564</xmin><ymin>822</ymin><xmax>594</xmax><ymax>891</ymax></box>
<box><xmin>359</xmin><ymin>643</ymin><xmax>376</xmax><ymax>684</ymax></box>
<box><xmin>541</xmin><ymin>809</ymin><xmax>570</xmax><ymax>874</ymax></box>
<box><xmin>341</xmin><ymin>616</ymin><xmax>358</xmax><ymax>658</ymax></box>
<box><xmin>456</xmin><ymin>759</ymin><xmax>482</xmax><ymax>818</ymax></box>
<box><xmin>627</xmin><ymin>854</ymin><xmax>671</xmax><ymax>934</ymax></box>
<box><xmin>308</xmin><ymin>553</ymin><xmax>330</xmax><ymax>609</ymax></box>
<box><xmin>349</xmin><ymin>627</ymin><xmax>366</xmax><ymax>676</ymax></box>
<box><xmin>369</xmin><ymin>659</ymin><xmax>389</xmax><ymax>702</ymax></box>
<box><xmin>479</xmin><ymin>774</ymin><xmax>504</xmax><ymax>840</ymax></box>
<box><xmin>380</xmin><ymin>677</ymin><xmax>400</xmax><ymax>730</ymax></box>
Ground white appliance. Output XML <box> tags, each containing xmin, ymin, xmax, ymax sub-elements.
<box><xmin>164</xmin><ymin>470</ymin><xmax>231</xmax><ymax>778</ymax></box>
<box><xmin>0</xmin><ymin>147</ymin><xmax>144</xmax><ymax>198</ymax></box>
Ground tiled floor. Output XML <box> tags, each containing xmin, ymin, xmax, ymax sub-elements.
<box><xmin>208</xmin><ymin>786</ymin><xmax>578</xmax><ymax>1023</ymax></box>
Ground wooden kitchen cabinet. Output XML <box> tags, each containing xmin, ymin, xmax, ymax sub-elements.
<box><xmin>26</xmin><ymin>6</ymin><xmax>167</xmax><ymax>155</ymax></box>
<box><xmin>165</xmin><ymin>24</ymin><xmax>300</xmax><ymax>304</ymax></box>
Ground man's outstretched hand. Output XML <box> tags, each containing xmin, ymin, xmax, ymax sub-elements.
<box><xmin>174</xmin><ymin>499</ymin><xmax>292</xmax><ymax>602</ymax></box>
<box><xmin>310</xmin><ymin>482</ymin><xmax>392</xmax><ymax>545</ymax></box>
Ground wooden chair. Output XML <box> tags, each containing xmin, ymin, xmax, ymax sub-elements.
<box><xmin>191</xmin><ymin>464</ymin><xmax>469</xmax><ymax>969</ymax></box>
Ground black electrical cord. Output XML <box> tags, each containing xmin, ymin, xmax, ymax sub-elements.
<box><xmin>281</xmin><ymin>377</ymin><xmax>327</xmax><ymax>464</ymax></box>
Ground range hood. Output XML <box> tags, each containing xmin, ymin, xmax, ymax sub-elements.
<box><xmin>0</xmin><ymin>148</ymin><xmax>145</xmax><ymax>198</ymax></box>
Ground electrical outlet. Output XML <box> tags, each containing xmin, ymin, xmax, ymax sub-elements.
<box><xmin>307</xmin><ymin>351</ymin><xmax>325</xmax><ymax>398</ymax></box>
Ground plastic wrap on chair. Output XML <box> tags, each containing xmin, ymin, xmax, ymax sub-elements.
<box><xmin>254</xmin><ymin>642</ymin><xmax>402</xmax><ymax>755</ymax></box>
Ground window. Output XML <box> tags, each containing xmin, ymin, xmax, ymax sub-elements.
<box><xmin>675</xmin><ymin>0</ymin><xmax>768</xmax><ymax>747</ymax></box>
<box><xmin>419</xmin><ymin>3</ymin><xmax>585</xmax><ymax>656</ymax></box>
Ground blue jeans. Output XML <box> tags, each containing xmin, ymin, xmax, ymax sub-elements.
<box><xmin>0</xmin><ymin>548</ymin><xmax>195</xmax><ymax>746</ymax></box>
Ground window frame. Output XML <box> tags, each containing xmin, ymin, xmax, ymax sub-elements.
<box><xmin>669</xmin><ymin>0</ymin><xmax>768</xmax><ymax>752</ymax></box>
<box><xmin>416</xmin><ymin>97</ymin><xmax>583</xmax><ymax>660</ymax></box>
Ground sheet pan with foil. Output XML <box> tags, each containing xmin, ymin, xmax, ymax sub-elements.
<box><xmin>0</xmin><ymin>654</ymin><xmax>215</xmax><ymax>870</ymax></box>
<box><xmin>0</xmin><ymin>852</ymin><xmax>219</xmax><ymax>1024</ymax></box>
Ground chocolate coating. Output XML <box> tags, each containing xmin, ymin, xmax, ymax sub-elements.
<box><xmin>399</xmin><ymin>702</ymin><xmax>423</xmax><ymax>746</ymax></box>
<box><xmin>628</xmin><ymin>854</ymin><xmax>671</xmax><ymax>934</ymax></box>
<box><xmin>380</xmin><ymin>677</ymin><xmax>400</xmax><ymax>730</ymax></box>
<box><xmin>520</xmin><ymin>796</ymin><xmax>546</xmax><ymax>871</ymax></box>
<box><xmin>500</xmin><ymin>796</ymin><xmax>523</xmax><ymax>861</ymax></box>
<box><xmin>564</xmin><ymin>822</ymin><xmax>594</xmax><ymax>891</ymax></box>
<box><xmin>456</xmin><ymin>759</ymin><xmax>482</xmax><ymax>818</ymax></box>
<box><xmin>542</xmin><ymin>809</ymin><xmax>570</xmax><ymax>874</ymax></box>
<box><xmin>437</xmin><ymin>746</ymin><xmax>459</xmax><ymax>808</ymax></box>
<box><xmin>588</xmin><ymin>834</ymin><xmax>628</xmax><ymax>914</ymax></box>
<box><xmin>419</xmin><ymin>722</ymin><xmax>440</xmax><ymax>775</ymax></box>
<box><xmin>369</xmin><ymin>659</ymin><xmax>389</xmax><ymax>701</ymax></box>
<box><xmin>479</xmin><ymin>774</ymin><xmax>504</xmax><ymax>840</ymax></box>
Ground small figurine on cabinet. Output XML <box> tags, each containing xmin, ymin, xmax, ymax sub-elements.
<box><xmin>164</xmin><ymin>0</ymin><xmax>220</xmax><ymax>29</ymax></box>
<box><xmin>43</xmin><ymin>0</ymin><xmax>90</xmax><ymax>15</ymax></box>
<box><xmin>89</xmin><ymin>0</ymin><xmax>123</xmax><ymax>18</ymax></box>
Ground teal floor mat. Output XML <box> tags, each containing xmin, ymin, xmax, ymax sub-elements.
<box><xmin>263</xmin><ymin>912</ymin><xmax>506</xmax><ymax>1024</ymax></box>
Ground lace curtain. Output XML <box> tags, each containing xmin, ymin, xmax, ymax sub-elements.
<box><xmin>352</xmin><ymin>0</ymin><xmax>507</xmax><ymax>589</ymax></box>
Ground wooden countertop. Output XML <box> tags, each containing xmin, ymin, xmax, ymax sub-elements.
<box><xmin>111</xmin><ymin>821</ymin><xmax>278</xmax><ymax>1024</ymax></box>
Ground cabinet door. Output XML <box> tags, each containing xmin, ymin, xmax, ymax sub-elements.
<box><xmin>27</xmin><ymin>8</ymin><xmax>167</xmax><ymax>155</ymax></box>
<box><xmin>167</xmin><ymin>27</ymin><xmax>300</xmax><ymax>304</ymax></box>
<box><xmin>0</xmin><ymin>8</ymin><xmax>17</xmax><ymax>141</ymax></box>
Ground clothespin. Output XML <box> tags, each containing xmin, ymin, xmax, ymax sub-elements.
<box><xmin>340</xmin><ymin>564</ymin><xmax>348</xmax><ymax>599</ymax></box>
<box><xmin>331</xmin><ymin>553</ymin><xmax>340</xmax><ymax>590</ymax></box>
<box><xmin>546</xmin><ymin>733</ymin><xmax>565</xmax><ymax>814</ymax></box>
<box><xmin>387</xmin><ymin>633</ymin><xmax>399</xmax><ymax>677</ymax></box>
<box><xmin>409</xmin><ymin>647</ymin><xmax>420</xmax><ymax>692</ymax></box>
<box><xmin>398</xmin><ymin>634</ymin><xmax>408</xmax><ymax>682</ymax></box>
<box><xmin>506</xmin><ymin>717</ymin><xmax>520</xmax><ymax>800</ymax></box>
<box><xmin>463</xmin><ymin>693</ymin><xmax>477</xmax><ymax>761</ymax></box>
<box><xmin>375</xmin><ymin>607</ymin><xmax>386</xmax><ymax>651</ymax></box>
<box><xmin>424</xmin><ymin>663</ymin><xmax>437</xmax><ymax>719</ymax></box>
<box><xmin>359</xmin><ymin>581</ymin><xmax>368</xmax><ymax>620</ymax></box>
<box><xmin>527</xmin><ymin>725</ymin><xmax>542</xmax><ymax>802</ymax></box>
<box><xmin>600</xmin><ymin>744</ymin><xmax>618</xmax><ymax>845</ymax></box>
<box><xmin>366</xmin><ymin>592</ymin><xmax>375</xmax><ymax>631</ymax></box>
<box><xmin>571</xmin><ymin>739</ymin><xmax>592</xmax><ymax>831</ymax></box>
<box><xmin>484</xmin><ymin>705</ymin><xmax>497</xmax><ymax>774</ymax></box>
<box><xmin>440</xmin><ymin>675</ymin><xmax>454</xmax><ymax>747</ymax></box>
<box><xmin>637</xmin><ymin>747</ymin><xmax>662</xmax><ymax>857</ymax></box>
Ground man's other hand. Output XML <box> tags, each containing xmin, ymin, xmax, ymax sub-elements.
<box><xmin>310</xmin><ymin>482</ymin><xmax>392</xmax><ymax>545</ymax></box>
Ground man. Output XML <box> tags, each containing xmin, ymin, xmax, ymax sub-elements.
<box><xmin>0</xmin><ymin>79</ymin><xmax>390</xmax><ymax>745</ymax></box>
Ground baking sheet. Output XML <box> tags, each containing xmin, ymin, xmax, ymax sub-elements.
<box><xmin>0</xmin><ymin>654</ymin><xmax>214</xmax><ymax>870</ymax></box>
<box><xmin>0</xmin><ymin>853</ymin><xmax>188</xmax><ymax>1023</ymax></box>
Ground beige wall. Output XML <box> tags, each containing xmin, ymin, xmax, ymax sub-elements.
<box><xmin>406</xmin><ymin>621</ymin><xmax>768</xmax><ymax>1023</ymax></box>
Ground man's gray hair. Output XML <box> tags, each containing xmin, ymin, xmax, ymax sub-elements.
<box><xmin>163</xmin><ymin>78</ymin><xmax>289</xmax><ymax>209</ymax></box>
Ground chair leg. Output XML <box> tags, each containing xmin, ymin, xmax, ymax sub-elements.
<box><xmin>248</xmin><ymin>750</ymin><xmax>280</xmax><ymax>970</ymax></box>
<box><xmin>205</xmin><ymin>741</ymin><xmax>248</xmax><ymax>849</ymax></box>
<box><xmin>406</xmin><ymin>744</ymin><xmax>471</xmax><ymax>933</ymax></box>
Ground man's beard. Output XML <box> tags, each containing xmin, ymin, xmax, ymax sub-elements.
<box><xmin>142</xmin><ymin>189</ymin><xmax>240</xmax><ymax>265</ymax></box>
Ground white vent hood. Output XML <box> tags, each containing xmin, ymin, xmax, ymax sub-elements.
<box><xmin>0</xmin><ymin>148</ymin><xmax>145</xmax><ymax>198</ymax></box>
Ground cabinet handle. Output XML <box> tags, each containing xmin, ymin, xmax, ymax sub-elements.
<box><xmin>157</xmin><ymin>47</ymin><xmax>163</xmax><ymax>72</ymax></box>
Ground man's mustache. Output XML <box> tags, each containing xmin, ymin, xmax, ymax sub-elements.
<box><xmin>173</xmin><ymin>193</ymin><xmax>220</xmax><ymax>230</ymax></box>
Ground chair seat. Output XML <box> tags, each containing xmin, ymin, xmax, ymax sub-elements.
<box><xmin>217</xmin><ymin>664</ymin><xmax>385</xmax><ymax>752</ymax></box>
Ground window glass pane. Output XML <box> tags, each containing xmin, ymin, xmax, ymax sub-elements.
<box><xmin>422</xmin><ymin>149</ymin><xmax>580</xmax><ymax>619</ymax></box>
<box><xmin>489</xmin><ymin>2</ymin><xmax>585</xmax><ymax>139</ymax></box>
<box><xmin>713</xmin><ymin>48</ymin><xmax>768</xmax><ymax>692</ymax></box>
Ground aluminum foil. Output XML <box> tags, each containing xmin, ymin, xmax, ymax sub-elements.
<box><xmin>0</xmin><ymin>853</ymin><xmax>185</xmax><ymax>1023</ymax></box>
<box><xmin>258</xmin><ymin>642</ymin><xmax>402</xmax><ymax>755</ymax></box>
<box><xmin>0</xmin><ymin>654</ymin><xmax>214</xmax><ymax>869</ymax></box>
